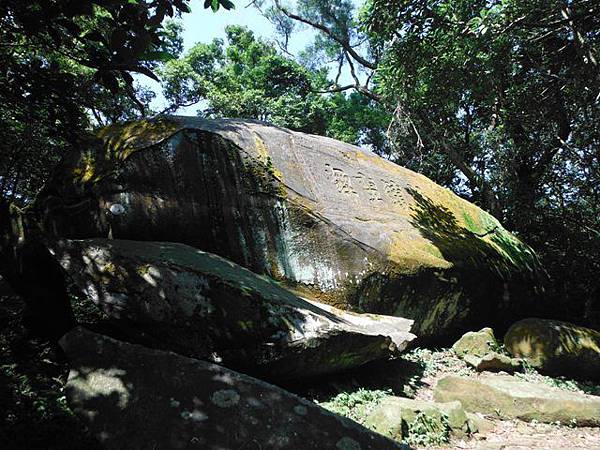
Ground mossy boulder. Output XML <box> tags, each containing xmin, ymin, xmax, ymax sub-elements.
<box><xmin>60</xmin><ymin>327</ymin><xmax>406</xmax><ymax>449</ymax></box>
<box><xmin>434</xmin><ymin>375</ymin><xmax>600</xmax><ymax>426</ymax></box>
<box><xmin>452</xmin><ymin>327</ymin><xmax>499</xmax><ymax>358</ymax></box>
<box><xmin>32</xmin><ymin>117</ymin><xmax>542</xmax><ymax>340</ymax></box>
<box><xmin>49</xmin><ymin>238</ymin><xmax>415</xmax><ymax>380</ymax></box>
<box><xmin>504</xmin><ymin>318</ymin><xmax>600</xmax><ymax>380</ymax></box>
<box><xmin>364</xmin><ymin>397</ymin><xmax>473</xmax><ymax>441</ymax></box>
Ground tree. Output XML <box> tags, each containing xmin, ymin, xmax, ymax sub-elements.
<box><xmin>365</xmin><ymin>0</ymin><xmax>599</xmax><ymax>227</ymax></box>
<box><xmin>161</xmin><ymin>24</ymin><xmax>390</xmax><ymax>146</ymax></box>
<box><xmin>0</xmin><ymin>0</ymin><xmax>234</xmax><ymax>203</ymax></box>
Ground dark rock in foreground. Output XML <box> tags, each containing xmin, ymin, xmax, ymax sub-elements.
<box><xmin>34</xmin><ymin>116</ymin><xmax>542</xmax><ymax>340</ymax></box>
<box><xmin>50</xmin><ymin>238</ymin><xmax>414</xmax><ymax>379</ymax></box>
<box><xmin>59</xmin><ymin>327</ymin><xmax>406</xmax><ymax>450</ymax></box>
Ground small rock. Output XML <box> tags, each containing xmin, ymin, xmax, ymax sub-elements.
<box><xmin>462</xmin><ymin>352</ymin><xmax>521</xmax><ymax>373</ymax></box>
<box><xmin>364</xmin><ymin>396</ymin><xmax>473</xmax><ymax>441</ymax></box>
<box><xmin>452</xmin><ymin>328</ymin><xmax>498</xmax><ymax>358</ymax></box>
<box><xmin>465</xmin><ymin>412</ymin><xmax>494</xmax><ymax>435</ymax></box>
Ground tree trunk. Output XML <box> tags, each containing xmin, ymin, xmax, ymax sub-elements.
<box><xmin>0</xmin><ymin>200</ymin><xmax>74</xmax><ymax>339</ymax></box>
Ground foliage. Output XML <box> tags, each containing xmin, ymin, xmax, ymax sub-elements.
<box><xmin>401</xmin><ymin>347</ymin><xmax>474</xmax><ymax>378</ymax></box>
<box><xmin>0</xmin><ymin>294</ymin><xmax>99</xmax><ymax>448</ymax></box>
<box><xmin>516</xmin><ymin>360</ymin><xmax>600</xmax><ymax>396</ymax></box>
<box><xmin>0</xmin><ymin>0</ymin><xmax>232</xmax><ymax>204</ymax></box>
<box><xmin>405</xmin><ymin>411</ymin><xmax>451</xmax><ymax>447</ymax></box>
<box><xmin>317</xmin><ymin>388</ymin><xmax>391</xmax><ymax>424</ymax></box>
<box><xmin>363</xmin><ymin>0</ymin><xmax>600</xmax><ymax>326</ymax></box>
<box><xmin>160</xmin><ymin>25</ymin><xmax>390</xmax><ymax>148</ymax></box>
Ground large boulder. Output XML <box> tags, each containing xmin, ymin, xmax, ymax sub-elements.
<box><xmin>59</xmin><ymin>327</ymin><xmax>406</xmax><ymax>449</ymax></box>
<box><xmin>32</xmin><ymin>117</ymin><xmax>541</xmax><ymax>339</ymax></box>
<box><xmin>504</xmin><ymin>318</ymin><xmax>600</xmax><ymax>380</ymax></box>
<box><xmin>49</xmin><ymin>238</ymin><xmax>414</xmax><ymax>379</ymax></box>
<box><xmin>433</xmin><ymin>375</ymin><xmax>600</xmax><ymax>426</ymax></box>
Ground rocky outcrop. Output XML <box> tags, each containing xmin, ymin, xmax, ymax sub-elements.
<box><xmin>433</xmin><ymin>375</ymin><xmax>600</xmax><ymax>426</ymax></box>
<box><xmin>504</xmin><ymin>318</ymin><xmax>600</xmax><ymax>380</ymax></box>
<box><xmin>49</xmin><ymin>238</ymin><xmax>414</xmax><ymax>379</ymax></box>
<box><xmin>31</xmin><ymin>117</ymin><xmax>541</xmax><ymax>340</ymax></box>
<box><xmin>59</xmin><ymin>327</ymin><xmax>406</xmax><ymax>449</ymax></box>
<box><xmin>364</xmin><ymin>397</ymin><xmax>474</xmax><ymax>441</ymax></box>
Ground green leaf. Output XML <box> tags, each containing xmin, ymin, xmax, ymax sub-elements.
<box><xmin>211</xmin><ymin>0</ymin><xmax>220</xmax><ymax>12</ymax></box>
<box><xmin>129</xmin><ymin>65</ymin><xmax>160</xmax><ymax>82</ymax></box>
<box><xmin>140</xmin><ymin>51</ymin><xmax>176</xmax><ymax>62</ymax></box>
<box><xmin>220</xmin><ymin>0</ymin><xmax>235</xmax><ymax>10</ymax></box>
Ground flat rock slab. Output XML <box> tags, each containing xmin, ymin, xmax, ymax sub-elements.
<box><xmin>50</xmin><ymin>238</ymin><xmax>414</xmax><ymax>379</ymax></box>
<box><xmin>462</xmin><ymin>352</ymin><xmax>521</xmax><ymax>373</ymax></box>
<box><xmin>59</xmin><ymin>327</ymin><xmax>406</xmax><ymax>450</ymax></box>
<box><xmin>34</xmin><ymin>116</ymin><xmax>542</xmax><ymax>339</ymax></box>
<box><xmin>433</xmin><ymin>375</ymin><xmax>600</xmax><ymax>426</ymax></box>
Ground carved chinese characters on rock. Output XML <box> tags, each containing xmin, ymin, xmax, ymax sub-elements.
<box><xmin>323</xmin><ymin>161</ymin><xmax>409</xmax><ymax>209</ymax></box>
<box><xmin>354</xmin><ymin>172</ymin><xmax>383</xmax><ymax>204</ymax></box>
<box><xmin>324</xmin><ymin>164</ymin><xmax>358</xmax><ymax>198</ymax></box>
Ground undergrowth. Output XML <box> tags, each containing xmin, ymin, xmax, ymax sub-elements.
<box><xmin>317</xmin><ymin>388</ymin><xmax>392</xmax><ymax>424</ymax></box>
<box><xmin>405</xmin><ymin>411</ymin><xmax>451</xmax><ymax>447</ymax></box>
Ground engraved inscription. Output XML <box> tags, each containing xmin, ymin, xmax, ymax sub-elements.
<box><xmin>354</xmin><ymin>172</ymin><xmax>383</xmax><ymax>203</ymax></box>
<box><xmin>323</xmin><ymin>163</ymin><xmax>408</xmax><ymax>208</ymax></box>
<box><xmin>325</xmin><ymin>164</ymin><xmax>358</xmax><ymax>197</ymax></box>
<box><xmin>381</xmin><ymin>179</ymin><xmax>407</xmax><ymax>207</ymax></box>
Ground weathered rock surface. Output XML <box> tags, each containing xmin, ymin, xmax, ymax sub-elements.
<box><xmin>32</xmin><ymin>117</ymin><xmax>542</xmax><ymax>340</ymax></box>
<box><xmin>462</xmin><ymin>352</ymin><xmax>521</xmax><ymax>373</ymax></box>
<box><xmin>364</xmin><ymin>396</ymin><xmax>473</xmax><ymax>441</ymax></box>
<box><xmin>59</xmin><ymin>327</ymin><xmax>406</xmax><ymax>450</ymax></box>
<box><xmin>49</xmin><ymin>238</ymin><xmax>414</xmax><ymax>379</ymax></box>
<box><xmin>452</xmin><ymin>327</ymin><xmax>499</xmax><ymax>358</ymax></box>
<box><xmin>433</xmin><ymin>375</ymin><xmax>600</xmax><ymax>426</ymax></box>
<box><xmin>504</xmin><ymin>318</ymin><xmax>600</xmax><ymax>380</ymax></box>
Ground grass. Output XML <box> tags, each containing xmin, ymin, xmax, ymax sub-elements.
<box><xmin>317</xmin><ymin>388</ymin><xmax>392</xmax><ymax>424</ymax></box>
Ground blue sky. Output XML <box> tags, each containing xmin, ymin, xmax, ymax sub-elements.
<box><xmin>141</xmin><ymin>0</ymin><xmax>364</xmax><ymax>115</ymax></box>
<box><xmin>180</xmin><ymin>1</ymin><xmax>311</xmax><ymax>54</ymax></box>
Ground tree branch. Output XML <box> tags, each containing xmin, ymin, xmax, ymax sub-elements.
<box><xmin>273</xmin><ymin>0</ymin><xmax>377</xmax><ymax>70</ymax></box>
